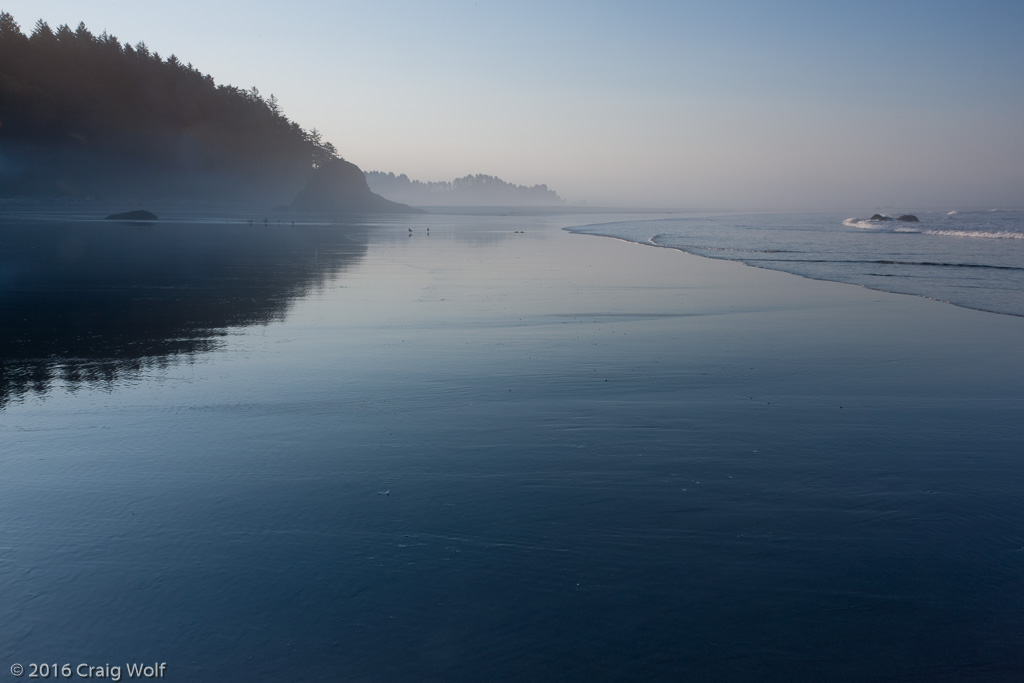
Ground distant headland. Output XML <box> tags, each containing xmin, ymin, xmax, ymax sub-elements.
<box><xmin>0</xmin><ymin>12</ymin><xmax>416</xmax><ymax>213</ymax></box>
<box><xmin>365</xmin><ymin>171</ymin><xmax>564</xmax><ymax>207</ymax></box>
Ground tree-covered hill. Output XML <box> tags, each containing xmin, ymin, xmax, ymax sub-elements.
<box><xmin>0</xmin><ymin>11</ymin><xmax>393</xmax><ymax>208</ymax></box>
<box><xmin>365</xmin><ymin>171</ymin><xmax>564</xmax><ymax>207</ymax></box>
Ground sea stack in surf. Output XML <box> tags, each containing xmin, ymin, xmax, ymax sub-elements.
<box><xmin>288</xmin><ymin>158</ymin><xmax>421</xmax><ymax>214</ymax></box>
<box><xmin>868</xmin><ymin>213</ymin><xmax>919</xmax><ymax>222</ymax></box>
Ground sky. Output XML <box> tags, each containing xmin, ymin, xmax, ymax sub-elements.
<box><xmin>4</xmin><ymin>0</ymin><xmax>1023</xmax><ymax>209</ymax></box>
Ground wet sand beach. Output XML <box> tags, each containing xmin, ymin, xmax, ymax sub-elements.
<box><xmin>1</xmin><ymin>212</ymin><xmax>1022</xmax><ymax>681</ymax></box>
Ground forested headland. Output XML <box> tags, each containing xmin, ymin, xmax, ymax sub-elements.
<box><xmin>365</xmin><ymin>171</ymin><xmax>564</xmax><ymax>207</ymax></box>
<box><xmin>0</xmin><ymin>11</ymin><xmax>410</xmax><ymax>211</ymax></box>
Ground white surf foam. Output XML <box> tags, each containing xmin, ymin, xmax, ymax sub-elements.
<box><xmin>924</xmin><ymin>229</ymin><xmax>1024</xmax><ymax>240</ymax></box>
<box><xmin>844</xmin><ymin>217</ymin><xmax>922</xmax><ymax>231</ymax></box>
<box><xmin>843</xmin><ymin>218</ymin><xmax>885</xmax><ymax>229</ymax></box>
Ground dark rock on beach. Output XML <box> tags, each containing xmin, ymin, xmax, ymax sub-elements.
<box><xmin>106</xmin><ymin>210</ymin><xmax>158</xmax><ymax>221</ymax></box>
<box><xmin>869</xmin><ymin>214</ymin><xmax>892</xmax><ymax>221</ymax></box>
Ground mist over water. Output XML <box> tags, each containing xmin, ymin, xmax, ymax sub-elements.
<box><xmin>3</xmin><ymin>0</ymin><xmax>1024</xmax><ymax>677</ymax></box>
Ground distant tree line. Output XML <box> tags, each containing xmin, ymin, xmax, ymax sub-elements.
<box><xmin>0</xmin><ymin>11</ymin><xmax>340</xmax><ymax>203</ymax></box>
<box><xmin>365</xmin><ymin>171</ymin><xmax>564</xmax><ymax>207</ymax></box>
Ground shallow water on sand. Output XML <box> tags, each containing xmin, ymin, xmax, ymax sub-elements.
<box><xmin>570</xmin><ymin>210</ymin><xmax>1024</xmax><ymax>317</ymax></box>
<box><xmin>1</xmin><ymin>211</ymin><xmax>1023</xmax><ymax>681</ymax></box>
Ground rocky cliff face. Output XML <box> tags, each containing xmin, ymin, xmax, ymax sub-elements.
<box><xmin>288</xmin><ymin>159</ymin><xmax>421</xmax><ymax>213</ymax></box>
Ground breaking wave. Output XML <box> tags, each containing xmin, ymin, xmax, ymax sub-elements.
<box><xmin>842</xmin><ymin>217</ymin><xmax>921</xmax><ymax>230</ymax></box>
<box><xmin>924</xmin><ymin>229</ymin><xmax>1024</xmax><ymax>240</ymax></box>
<box><xmin>843</xmin><ymin>217</ymin><xmax>886</xmax><ymax>229</ymax></box>
<box><xmin>843</xmin><ymin>214</ymin><xmax>1024</xmax><ymax>240</ymax></box>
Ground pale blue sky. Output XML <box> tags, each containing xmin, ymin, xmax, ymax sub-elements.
<box><xmin>4</xmin><ymin>0</ymin><xmax>1022</xmax><ymax>208</ymax></box>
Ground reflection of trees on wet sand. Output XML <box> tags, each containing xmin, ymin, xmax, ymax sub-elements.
<box><xmin>0</xmin><ymin>220</ymin><xmax>368</xmax><ymax>407</ymax></box>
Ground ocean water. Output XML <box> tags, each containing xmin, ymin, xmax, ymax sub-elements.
<box><xmin>569</xmin><ymin>209</ymin><xmax>1024</xmax><ymax>317</ymax></box>
<box><xmin>1</xmin><ymin>210</ymin><xmax>1023</xmax><ymax>681</ymax></box>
